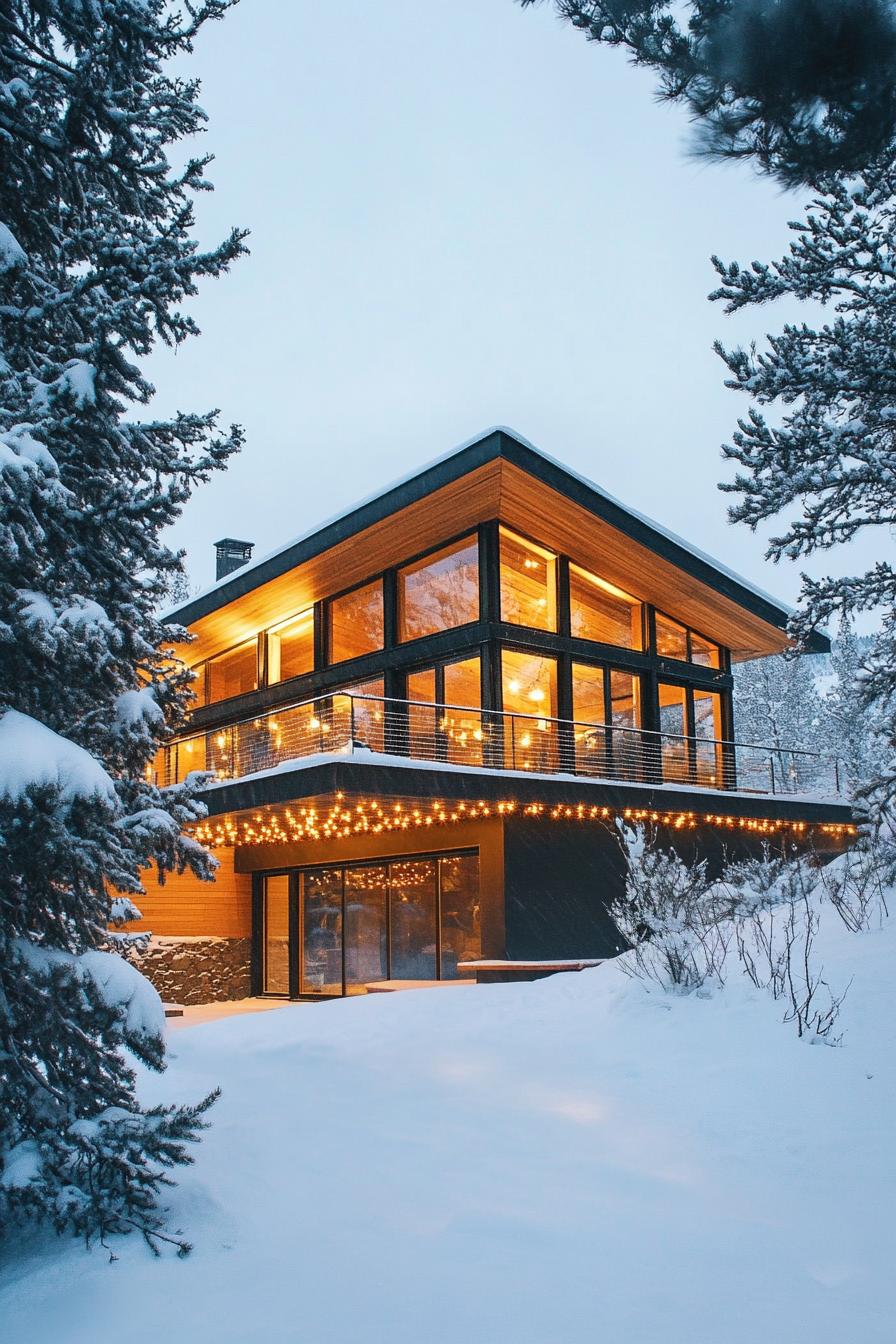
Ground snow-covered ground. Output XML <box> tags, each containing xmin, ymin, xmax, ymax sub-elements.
<box><xmin>2</xmin><ymin>897</ymin><xmax>892</xmax><ymax>1343</ymax></box>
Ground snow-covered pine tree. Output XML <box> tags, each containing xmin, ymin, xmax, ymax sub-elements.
<box><xmin>822</xmin><ymin>615</ymin><xmax>883</xmax><ymax>792</ymax></box>
<box><xmin>733</xmin><ymin>652</ymin><xmax>824</xmax><ymax>755</ymax></box>
<box><xmin>711</xmin><ymin>156</ymin><xmax>896</xmax><ymax>822</ymax></box>
<box><xmin>0</xmin><ymin>1</ymin><xmax>246</xmax><ymax>1251</ymax></box>
<box><xmin>519</xmin><ymin>0</ymin><xmax>896</xmax><ymax>184</ymax></box>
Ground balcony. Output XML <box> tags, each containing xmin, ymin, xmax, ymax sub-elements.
<box><xmin>152</xmin><ymin>692</ymin><xmax>844</xmax><ymax>801</ymax></box>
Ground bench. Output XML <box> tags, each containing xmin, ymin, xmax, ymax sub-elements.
<box><xmin>457</xmin><ymin>959</ymin><xmax>604</xmax><ymax>984</ymax></box>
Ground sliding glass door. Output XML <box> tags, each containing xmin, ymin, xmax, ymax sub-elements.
<box><xmin>344</xmin><ymin>864</ymin><xmax>388</xmax><ymax>991</ymax></box>
<box><xmin>301</xmin><ymin>868</ymin><xmax>343</xmax><ymax>996</ymax></box>
<box><xmin>287</xmin><ymin>851</ymin><xmax>480</xmax><ymax>996</ymax></box>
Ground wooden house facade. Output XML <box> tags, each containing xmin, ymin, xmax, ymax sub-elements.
<box><xmin>136</xmin><ymin>428</ymin><xmax>855</xmax><ymax>999</ymax></box>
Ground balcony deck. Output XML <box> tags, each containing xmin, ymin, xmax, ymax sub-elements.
<box><xmin>154</xmin><ymin>692</ymin><xmax>845</xmax><ymax>804</ymax></box>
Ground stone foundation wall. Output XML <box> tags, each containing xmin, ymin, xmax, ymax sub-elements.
<box><xmin>133</xmin><ymin>935</ymin><xmax>252</xmax><ymax>1006</ymax></box>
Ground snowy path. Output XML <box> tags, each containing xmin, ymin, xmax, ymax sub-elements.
<box><xmin>1</xmin><ymin>910</ymin><xmax>893</xmax><ymax>1344</ymax></box>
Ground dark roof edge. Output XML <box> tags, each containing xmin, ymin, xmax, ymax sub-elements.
<box><xmin>165</xmin><ymin>427</ymin><xmax>829</xmax><ymax>655</ymax></box>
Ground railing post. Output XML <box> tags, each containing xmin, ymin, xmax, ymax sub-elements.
<box><xmin>349</xmin><ymin>695</ymin><xmax>356</xmax><ymax>754</ymax></box>
<box><xmin>768</xmin><ymin>756</ymin><xmax>776</xmax><ymax>795</ymax></box>
<box><xmin>511</xmin><ymin>715</ymin><xmax>517</xmax><ymax>771</ymax></box>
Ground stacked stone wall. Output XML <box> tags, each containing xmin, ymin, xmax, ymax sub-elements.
<box><xmin>133</xmin><ymin>935</ymin><xmax>251</xmax><ymax>1005</ymax></box>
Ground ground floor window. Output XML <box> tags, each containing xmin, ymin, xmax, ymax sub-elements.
<box><xmin>263</xmin><ymin>850</ymin><xmax>481</xmax><ymax>997</ymax></box>
<box><xmin>263</xmin><ymin>874</ymin><xmax>291</xmax><ymax>994</ymax></box>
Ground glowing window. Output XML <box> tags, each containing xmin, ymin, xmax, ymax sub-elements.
<box><xmin>207</xmin><ymin>640</ymin><xmax>257</xmax><ymax>704</ymax></box>
<box><xmin>569</xmin><ymin>564</ymin><xmax>641</xmax><ymax>649</ymax></box>
<box><xmin>398</xmin><ymin>536</ymin><xmax>479</xmax><ymax>642</ymax></box>
<box><xmin>268</xmin><ymin>608</ymin><xmax>314</xmax><ymax>684</ymax></box>
<box><xmin>499</xmin><ymin>528</ymin><xmax>557</xmax><ymax>632</ymax></box>
<box><xmin>329</xmin><ymin>580</ymin><xmax>384</xmax><ymax>663</ymax></box>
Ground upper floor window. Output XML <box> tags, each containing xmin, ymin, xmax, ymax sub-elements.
<box><xmin>569</xmin><ymin>564</ymin><xmax>642</xmax><ymax>650</ymax></box>
<box><xmin>329</xmin><ymin>579</ymin><xmax>384</xmax><ymax>663</ymax></box>
<box><xmin>398</xmin><ymin>535</ymin><xmax>479</xmax><ymax>642</ymax></box>
<box><xmin>268</xmin><ymin>608</ymin><xmax>314</xmax><ymax>684</ymax></box>
<box><xmin>655</xmin><ymin>612</ymin><xmax>688</xmax><ymax>661</ymax></box>
<box><xmin>500</xmin><ymin>527</ymin><xmax>557</xmax><ymax>631</ymax></box>
<box><xmin>207</xmin><ymin>639</ymin><xmax>258</xmax><ymax>705</ymax></box>
<box><xmin>690</xmin><ymin>630</ymin><xmax>721</xmax><ymax>669</ymax></box>
<box><xmin>655</xmin><ymin>611</ymin><xmax>721</xmax><ymax>668</ymax></box>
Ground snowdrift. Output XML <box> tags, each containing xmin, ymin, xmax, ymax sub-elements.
<box><xmin>1</xmin><ymin>886</ymin><xmax>892</xmax><ymax>1343</ymax></box>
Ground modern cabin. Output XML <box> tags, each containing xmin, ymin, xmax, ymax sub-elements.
<box><xmin>135</xmin><ymin>428</ymin><xmax>856</xmax><ymax>1003</ymax></box>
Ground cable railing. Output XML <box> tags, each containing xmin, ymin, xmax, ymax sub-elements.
<box><xmin>151</xmin><ymin>692</ymin><xmax>843</xmax><ymax>799</ymax></box>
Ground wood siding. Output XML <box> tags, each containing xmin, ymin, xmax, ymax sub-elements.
<box><xmin>180</xmin><ymin>459</ymin><xmax>790</xmax><ymax>668</ymax></box>
<box><xmin>121</xmin><ymin>847</ymin><xmax>252</xmax><ymax>937</ymax></box>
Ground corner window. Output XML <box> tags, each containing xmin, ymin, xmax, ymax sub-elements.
<box><xmin>655</xmin><ymin>613</ymin><xmax>689</xmax><ymax>661</ymax></box>
<box><xmin>655</xmin><ymin>612</ymin><xmax>722</xmax><ymax>668</ymax></box>
<box><xmin>268</xmin><ymin>608</ymin><xmax>314</xmax><ymax>684</ymax></box>
<box><xmin>398</xmin><ymin>536</ymin><xmax>479</xmax><ymax>642</ymax></box>
<box><xmin>207</xmin><ymin>640</ymin><xmax>258</xmax><ymax>704</ymax></box>
<box><xmin>570</xmin><ymin>564</ymin><xmax>641</xmax><ymax>650</ymax></box>
<box><xmin>499</xmin><ymin>527</ymin><xmax>557</xmax><ymax>632</ymax></box>
<box><xmin>329</xmin><ymin>579</ymin><xmax>384</xmax><ymax>663</ymax></box>
<box><xmin>690</xmin><ymin>631</ymin><xmax>721</xmax><ymax>669</ymax></box>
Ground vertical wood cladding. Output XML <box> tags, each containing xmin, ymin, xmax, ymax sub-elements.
<box><xmin>121</xmin><ymin>846</ymin><xmax>252</xmax><ymax>937</ymax></box>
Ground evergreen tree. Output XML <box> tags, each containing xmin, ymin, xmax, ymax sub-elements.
<box><xmin>519</xmin><ymin>0</ymin><xmax>896</xmax><ymax>185</ymax></box>
<box><xmin>0</xmin><ymin>1</ymin><xmax>246</xmax><ymax>1251</ymax></box>
<box><xmin>711</xmin><ymin>156</ymin><xmax>896</xmax><ymax>819</ymax></box>
<box><xmin>733</xmin><ymin>652</ymin><xmax>823</xmax><ymax>754</ymax></box>
<box><xmin>821</xmin><ymin>615</ymin><xmax>882</xmax><ymax>792</ymax></box>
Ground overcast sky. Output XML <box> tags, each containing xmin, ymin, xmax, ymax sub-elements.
<box><xmin>148</xmin><ymin>0</ymin><xmax>880</xmax><ymax>624</ymax></box>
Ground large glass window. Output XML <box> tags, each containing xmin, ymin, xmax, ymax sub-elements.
<box><xmin>571</xmin><ymin>662</ymin><xmax>607</xmax><ymax>775</ymax></box>
<box><xmin>499</xmin><ymin>527</ymin><xmax>557</xmax><ymax>631</ymax></box>
<box><xmin>571</xmin><ymin>662</ymin><xmax>606</xmax><ymax>725</ymax></box>
<box><xmin>292</xmin><ymin>852</ymin><xmax>480</xmax><ymax>994</ymax></box>
<box><xmin>443</xmin><ymin>656</ymin><xmax>482</xmax><ymax>765</ymax></box>
<box><xmin>570</xmin><ymin>564</ymin><xmax>641</xmax><ymax>650</ymax></box>
<box><xmin>502</xmin><ymin>649</ymin><xmax>559</xmax><ymax>772</ymax></box>
<box><xmin>439</xmin><ymin>853</ymin><xmax>481</xmax><ymax>979</ymax></box>
<box><xmin>329</xmin><ymin>579</ymin><xmax>384</xmax><ymax>663</ymax></box>
<box><xmin>398</xmin><ymin>536</ymin><xmax>479</xmax><ymax>641</ymax></box>
<box><xmin>694</xmin><ymin>688</ymin><xmax>724</xmax><ymax>786</ymax></box>
<box><xmin>389</xmin><ymin>860</ymin><xmax>438</xmax><ymax>980</ymax></box>
<box><xmin>659</xmin><ymin>682</ymin><xmax>689</xmax><ymax>782</ymax></box>
<box><xmin>206</xmin><ymin>640</ymin><xmax>257</xmax><ymax>704</ymax></box>
<box><xmin>267</xmin><ymin>608</ymin><xmax>314</xmax><ymax>684</ymax></box>
<box><xmin>691</xmin><ymin>631</ymin><xmax>721</xmax><ymax>669</ymax></box>
<box><xmin>655</xmin><ymin>613</ymin><xmax>689</xmax><ymax>661</ymax></box>
<box><xmin>301</xmin><ymin>869</ymin><xmax>343</xmax><ymax>996</ymax></box>
<box><xmin>655</xmin><ymin>612</ymin><xmax>722</xmax><ymax>668</ymax></box>
<box><xmin>343</xmin><ymin>676</ymin><xmax>385</xmax><ymax>752</ymax></box>
<box><xmin>344</xmin><ymin>864</ymin><xmax>388</xmax><ymax>991</ymax></box>
<box><xmin>610</xmin><ymin>670</ymin><xmax>641</xmax><ymax>731</ymax></box>
<box><xmin>264</xmin><ymin>875</ymin><xmax>291</xmax><ymax>995</ymax></box>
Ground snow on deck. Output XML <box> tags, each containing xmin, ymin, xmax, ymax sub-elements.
<box><xmin>201</xmin><ymin>746</ymin><xmax>847</xmax><ymax>808</ymax></box>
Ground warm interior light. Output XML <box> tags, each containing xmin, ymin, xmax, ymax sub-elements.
<box><xmin>508</xmin><ymin>679</ymin><xmax>521</xmax><ymax>694</ymax></box>
<box><xmin>528</xmin><ymin>688</ymin><xmax>545</xmax><ymax>703</ymax></box>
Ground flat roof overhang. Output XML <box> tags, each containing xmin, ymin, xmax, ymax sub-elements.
<box><xmin>197</xmin><ymin>756</ymin><xmax>855</xmax><ymax>836</ymax></box>
<box><xmin>166</xmin><ymin>429</ymin><xmax>827</xmax><ymax>664</ymax></box>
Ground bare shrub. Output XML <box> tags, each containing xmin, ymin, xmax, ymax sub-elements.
<box><xmin>729</xmin><ymin>851</ymin><xmax>849</xmax><ymax>1044</ymax></box>
<box><xmin>816</xmin><ymin>827</ymin><xmax>892</xmax><ymax>934</ymax></box>
<box><xmin>613</xmin><ymin>823</ymin><xmax>731</xmax><ymax>992</ymax></box>
<box><xmin>615</xmin><ymin>830</ymin><xmax>850</xmax><ymax>1042</ymax></box>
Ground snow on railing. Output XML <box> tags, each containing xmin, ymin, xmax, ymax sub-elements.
<box><xmin>151</xmin><ymin>693</ymin><xmax>844</xmax><ymax>799</ymax></box>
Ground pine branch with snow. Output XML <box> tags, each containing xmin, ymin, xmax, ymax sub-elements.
<box><xmin>711</xmin><ymin>157</ymin><xmax>896</xmax><ymax>826</ymax></box>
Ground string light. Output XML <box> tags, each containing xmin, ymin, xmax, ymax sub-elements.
<box><xmin>192</xmin><ymin>793</ymin><xmax>858</xmax><ymax>850</ymax></box>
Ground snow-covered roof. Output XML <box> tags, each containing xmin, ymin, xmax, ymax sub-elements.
<box><xmin>164</xmin><ymin>426</ymin><xmax>828</xmax><ymax>650</ymax></box>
